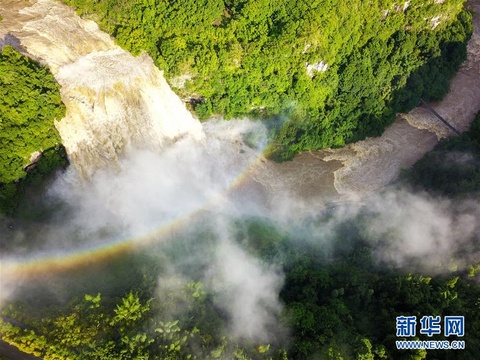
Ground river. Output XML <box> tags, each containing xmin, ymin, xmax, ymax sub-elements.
<box><xmin>1</xmin><ymin>0</ymin><xmax>480</xmax><ymax>358</ymax></box>
<box><xmin>251</xmin><ymin>0</ymin><xmax>480</xmax><ymax>205</ymax></box>
<box><xmin>1</xmin><ymin>0</ymin><xmax>480</xmax><ymax>207</ymax></box>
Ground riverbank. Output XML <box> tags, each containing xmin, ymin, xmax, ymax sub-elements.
<box><xmin>1</xmin><ymin>1</ymin><xmax>480</xmax><ymax>358</ymax></box>
<box><xmin>248</xmin><ymin>0</ymin><xmax>480</xmax><ymax>206</ymax></box>
<box><xmin>1</xmin><ymin>0</ymin><xmax>479</xmax><ymax>210</ymax></box>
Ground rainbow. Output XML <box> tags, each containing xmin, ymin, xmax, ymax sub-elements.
<box><xmin>0</xmin><ymin>145</ymin><xmax>268</xmax><ymax>281</ymax></box>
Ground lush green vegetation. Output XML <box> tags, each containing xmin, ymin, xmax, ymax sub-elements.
<box><xmin>2</xmin><ymin>213</ymin><xmax>479</xmax><ymax>359</ymax></box>
<box><xmin>1</xmin><ymin>2</ymin><xmax>479</xmax><ymax>358</ymax></box>
<box><xmin>0</xmin><ymin>1</ymin><xmax>473</xmax><ymax>211</ymax></box>
<box><xmin>0</xmin><ymin>288</ymin><xmax>283</xmax><ymax>359</ymax></box>
<box><xmin>277</xmin><ymin>117</ymin><xmax>480</xmax><ymax>359</ymax></box>
<box><xmin>63</xmin><ymin>0</ymin><xmax>472</xmax><ymax>159</ymax></box>
<box><xmin>0</xmin><ymin>46</ymin><xmax>67</xmax><ymax>214</ymax></box>
<box><xmin>279</xmin><ymin>232</ymin><xmax>480</xmax><ymax>360</ymax></box>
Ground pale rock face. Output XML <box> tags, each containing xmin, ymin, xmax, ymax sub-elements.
<box><xmin>306</xmin><ymin>61</ymin><xmax>328</xmax><ymax>77</ymax></box>
<box><xmin>430</xmin><ymin>15</ymin><xmax>443</xmax><ymax>29</ymax></box>
<box><xmin>393</xmin><ymin>1</ymin><xmax>410</xmax><ymax>12</ymax></box>
<box><xmin>0</xmin><ymin>0</ymin><xmax>203</xmax><ymax>178</ymax></box>
<box><xmin>302</xmin><ymin>43</ymin><xmax>312</xmax><ymax>54</ymax></box>
<box><xmin>381</xmin><ymin>9</ymin><xmax>389</xmax><ymax>21</ymax></box>
<box><xmin>169</xmin><ymin>74</ymin><xmax>193</xmax><ymax>89</ymax></box>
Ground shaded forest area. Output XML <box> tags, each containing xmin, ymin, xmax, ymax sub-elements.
<box><xmin>63</xmin><ymin>0</ymin><xmax>472</xmax><ymax>159</ymax></box>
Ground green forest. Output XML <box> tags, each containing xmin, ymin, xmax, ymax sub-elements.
<box><xmin>0</xmin><ymin>0</ymin><xmax>474</xmax><ymax>210</ymax></box>
<box><xmin>0</xmin><ymin>46</ymin><xmax>67</xmax><ymax>214</ymax></box>
<box><xmin>63</xmin><ymin>0</ymin><xmax>472</xmax><ymax>159</ymax></box>
<box><xmin>2</xmin><ymin>115</ymin><xmax>480</xmax><ymax>359</ymax></box>
<box><xmin>1</xmin><ymin>1</ymin><xmax>480</xmax><ymax>359</ymax></box>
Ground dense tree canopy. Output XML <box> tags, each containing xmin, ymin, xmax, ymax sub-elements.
<box><xmin>1</xmin><ymin>2</ymin><xmax>479</xmax><ymax>358</ymax></box>
<box><xmin>63</xmin><ymin>0</ymin><xmax>472</xmax><ymax>159</ymax></box>
<box><xmin>0</xmin><ymin>0</ymin><xmax>473</xmax><ymax>204</ymax></box>
<box><xmin>0</xmin><ymin>46</ymin><xmax>65</xmax><ymax>184</ymax></box>
<box><xmin>2</xmin><ymin>214</ymin><xmax>479</xmax><ymax>359</ymax></box>
<box><xmin>0</xmin><ymin>46</ymin><xmax>67</xmax><ymax>213</ymax></box>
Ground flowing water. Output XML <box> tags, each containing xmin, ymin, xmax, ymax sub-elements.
<box><xmin>1</xmin><ymin>0</ymin><xmax>480</xmax><ymax>334</ymax></box>
<box><xmin>2</xmin><ymin>0</ymin><xmax>480</xmax><ymax>202</ymax></box>
<box><xmin>252</xmin><ymin>0</ymin><xmax>480</xmax><ymax>202</ymax></box>
<box><xmin>0</xmin><ymin>0</ymin><xmax>203</xmax><ymax>179</ymax></box>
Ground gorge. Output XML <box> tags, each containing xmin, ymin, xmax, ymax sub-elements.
<box><xmin>1</xmin><ymin>0</ymin><xmax>480</xmax><ymax>359</ymax></box>
<box><xmin>2</xmin><ymin>0</ymin><xmax>480</xmax><ymax>204</ymax></box>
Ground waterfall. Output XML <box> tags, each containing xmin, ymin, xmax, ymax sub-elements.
<box><xmin>55</xmin><ymin>49</ymin><xmax>204</xmax><ymax>178</ymax></box>
<box><xmin>0</xmin><ymin>0</ymin><xmax>203</xmax><ymax>178</ymax></box>
<box><xmin>1</xmin><ymin>0</ymin><xmax>479</xmax><ymax>202</ymax></box>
